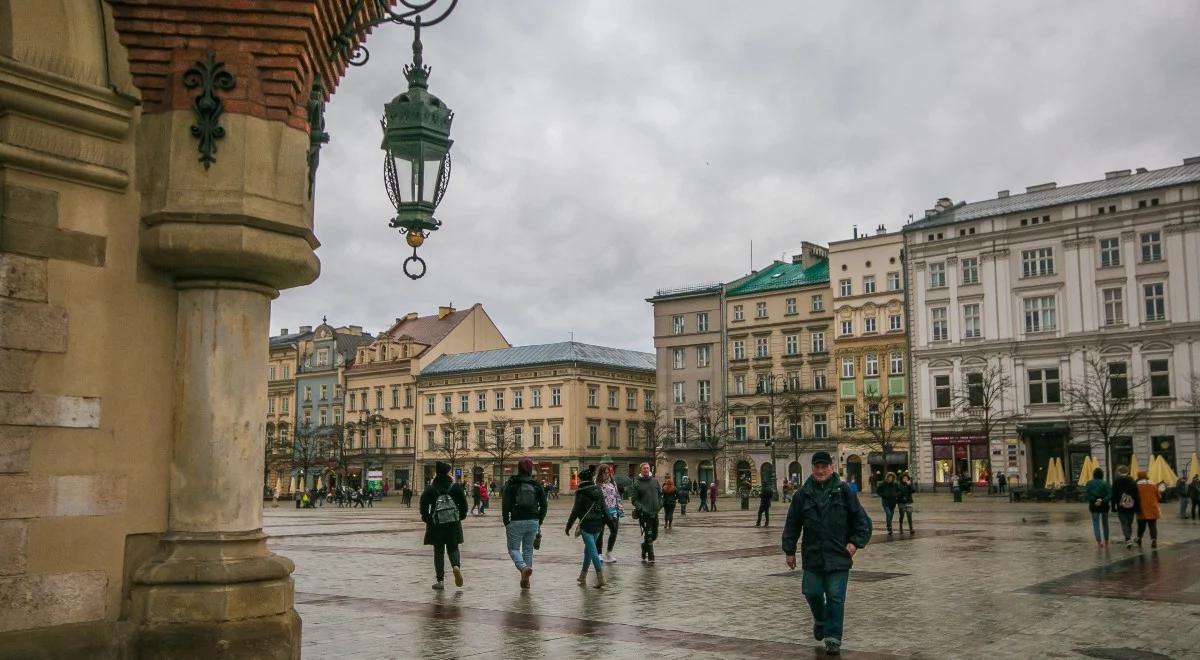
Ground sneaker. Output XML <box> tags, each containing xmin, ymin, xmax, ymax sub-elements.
<box><xmin>1125</xmin><ymin>539</ymin><xmax>1133</xmax><ymax>548</ymax></box>
<box><xmin>1151</xmin><ymin>540</ymin><xmax>1157</xmax><ymax>549</ymax></box>
<box><xmin>520</xmin><ymin>566</ymin><xmax>533</xmax><ymax>590</ymax></box>
<box><xmin>432</xmin><ymin>581</ymin><xmax>444</xmax><ymax>591</ymax></box>
<box><xmin>603</xmin><ymin>553</ymin><xmax>613</xmax><ymax>563</ymax></box>
<box><xmin>813</xmin><ymin>624</ymin><xmax>825</xmax><ymax>641</ymax></box>
<box><xmin>824</xmin><ymin>639</ymin><xmax>841</xmax><ymax>656</ymax></box>
<box><xmin>452</xmin><ymin>566</ymin><xmax>464</xmax><ymax>588</ymax></box>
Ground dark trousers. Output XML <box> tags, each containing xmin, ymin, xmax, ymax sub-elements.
<box><xmin>1192</xmin><ymin>500</ymin><xmax>1199</xmax><ymax>518</ymax></box>
<box><xmin>1137</xmin><ymin>519</ymin><xmax>1158</xmax><ymax>542</ymax></box>
<box><xmin>596</xmin><ymin>519</ymin><xmax>619</xmax><ymax>554</ymax></box>
<box><xmin>698</xmin><ymin>497</ymin><xmax>708</xmax><ymax>512</ymax></box>
<box><xmin>432</xmin><ymin>542</ymin><xmax>461</xmax><ymax>582</ymax></box>
<box><xmin>664</xmin><ymin>502</ymin><xmax>676</xmax><ymax>527</ymax></box>
<box><xmin>679</xmin><ymin>499</ymin><xmax>687</xmax><ymax>516</ymax></box>
<box><xmin>1117</xmin><ymin>509</ymin><xmax>1135</xmax><ymax>540</ymax></box>
<box><xmin>757</xmin><ymin>501</ymin><xmax>771</xmax><ymax>526</ymax></box>
<box><xmin>639</xmin><ymin>514</ymin><xmax>659</xmax><ymax>557</ymax></box>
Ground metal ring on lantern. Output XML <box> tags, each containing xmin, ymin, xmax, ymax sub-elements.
<box><xmin>403</xmin><ymin>251</ymin><xmax>427</xmax><ymax>280</ymax></box>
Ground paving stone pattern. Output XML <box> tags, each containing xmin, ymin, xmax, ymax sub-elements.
<box><xmin>266</xmin><ymin>494</ymin><xmax>1200</xmax><ymax>659</ymax></box>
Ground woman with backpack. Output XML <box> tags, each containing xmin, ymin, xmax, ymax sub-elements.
<box><xmin>594</xmin><ymin>465</ymin><xmax>624</xmax><ymax>563</ymax></box>
<box><xmin>419</xmin><ymin>461</ymin><xmax>468</xmax><ymax>591</ymax></box>
<box><xmin>1084</xmin><ymin>467</ymin><xmax>1111</xmax><ymax>548</ymax></box>
<box><xmin>662</xmin><ymin>477</ymin><xmax>678</xmax><ymax>529</ymax></box>
<box><xmin>502</xmin><ymin>458</ymin><xmax>548</xmax><ymax>590</ymax></box>
<box><xmin>677</xmin><ymin>478</ymin><xmax>689</xmax><ymax>516</ymax></box>
<box><xmin>1111</xmin><ymin>465</ymin><xmax>1140</xmax><ymax>547</ymax></box>
<box><xmin>565</xmin><ymin>467</ymin><xmax>614</xmax><ymax>588</ymax></box>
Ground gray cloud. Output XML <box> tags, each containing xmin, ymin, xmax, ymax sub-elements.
<box><xmin>273</xmin><ymin>0</ymin><xmax>1200</xmax><ymax>351</ymax></box>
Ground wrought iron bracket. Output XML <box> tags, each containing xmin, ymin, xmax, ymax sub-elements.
<box><xmin>330</xmin><ymin>0</ymin><xmax>458</xmax><ymax>67</ymax></box>
<box><xmin>182</xmin><ymin>50</ymin><xmax>235</xmax><ymax>170</ymax></box>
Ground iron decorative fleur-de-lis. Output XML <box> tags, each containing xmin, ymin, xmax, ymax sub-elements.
<box><xmin>183</xmin><ymin>50</ymin><xmax>236</xmax><ymax>170</ymax></box>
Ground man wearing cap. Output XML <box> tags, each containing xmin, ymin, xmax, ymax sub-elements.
<box><xmin>781</xmin><ymin>451</ymin><xmax>873</xmax><ymax>656</ymax></box>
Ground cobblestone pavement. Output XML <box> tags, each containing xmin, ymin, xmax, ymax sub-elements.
<box><xmin>266</xmin><ymin>494</ymin><xmax>1200</xmax><ymax>659</ymax></box>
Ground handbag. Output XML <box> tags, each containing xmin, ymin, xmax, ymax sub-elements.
<box><xmin>574</xmin><ymin>503</ymin><xmax>595</xmax><ymax>538</ymax></box>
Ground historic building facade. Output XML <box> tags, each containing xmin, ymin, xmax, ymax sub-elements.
<box><xmin>414</xmin><ymin>342</ymin><xmax>656</xmax><ymax>490</ymax></box>
<box><xmin>905</xmin><ymin>159</ymin><xmax>1200</xmax><ymax>489</ymax></box>
<box><xmin>265</xmin><ymin>327</ymin><xmax>309</xmax><ymax>496</ymax></box>
<box><xmin>827</xmin><ymin>229</ymin><xmax>910</xmax><ymax>487</ymax></box>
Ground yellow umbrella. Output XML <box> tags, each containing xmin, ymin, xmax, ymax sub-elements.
<box><xmin>1148</xmin><ymin>454</ymin><xmax>1162</xmax><ymax>484</ymax></box>
<box><xmin>1077</xmin><ymin>456</ymin><xmax>1094</xmax><ymax>486</ymax></box>
<box><xmin>315</xmin><ymin>475</ymin><xmax>324</xmax><ymax>491</ymax></box>
<box><xmin>1056</xmin><ymin>457</ymin><xmax>1068</xmax><ymax>488</ymax></box>
<box><xmin>1188</xmin><ymin>453</ymin><xmax>1200</xmax><ymax>482</ymax></box>
<box><xmin>1046</xmin><ymin>457</ymin><xmax>1061</xmax><ymax>488</ymax></box>
<box><xmin>274</xmin><ymin>477</ymin><xmax>282</xmax><ymax>493</ymax></box>
<box><xmin>1129</xmin><ymin>453</ymin><xmax>1141</xmax><ymax>479</ymax></box>
<box><xmin>289</xmin><ymin>476</ymin><xmax>297</xmax><ymax>494</ymax></box>
<box><xmin>1156</xmin><ymin>455</ymin><xmax>1178</xmax><ymax>485</ymax></box>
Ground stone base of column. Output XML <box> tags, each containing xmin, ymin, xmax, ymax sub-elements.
<box><xmin>130</xmin><ymin>531</ymin><xmax>300</xmax><ymax>659</ymax></box>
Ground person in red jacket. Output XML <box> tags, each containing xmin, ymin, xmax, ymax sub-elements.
<box><xmin>1135</xmin><ymin>470</ymin><xmax>1161</xmax><ymax>549</ymax></box>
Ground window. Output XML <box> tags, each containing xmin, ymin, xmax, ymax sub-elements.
<box><xmin>268</xmin><ymin>397</ymin><xmax>276</xmax><ymax>413</ymax></box>
<box><xmin>551</xmin><ymin>387</ymin><xmax>561</xmax><ymax>406</ymax></box>
<box><xmin>697</xmin><ymin>313</ymin><xmax>709</xmax><ymax>332</ymax></box>
<box><xmin>426</xmin><ymin>396</ymin><xmax>435</xmax><ymax>414</ymax></box>
<box><xmin>1143</xmin><ymin>282</ymin><xmax>1166</xmax><ymax>321</ymax></box>
<box><xmin>442</xmin><ymin>395</ymin><xmax>452</xmax><ymax>414</ymax></box>
<box><xmin>756</xmin><ymin>373</ymin><xmax>770</xmax><ymax>394</ymax></box>
<box><xmin>889</xmin><ymin>314</ymin><xmax>902</xmax><ymax>332</ymax></box>
<box><xmin>282</xmin><ymin>364</ymin><xmax>290</xmax><ymax>379</ymax></box>
<box><xmin>697</xmin><ymin>345</ymin><xmax>710</xmax><ymax>367</ymax></box>
<box><xmin>840</xmin><ymin>320</ymin><xmax>853</xmax><ymax>336</ymax></box>
<box><xmin>281</xmin><ymin>398</ymin><xmax>288</xmax><ymax>413</ymax></box>
<box><xmin>786</xmin><ymin>371</ymin><xmax>800</xmax><ymax>391</ymax></box>
<box><xmin>785</xmin><ymin>297</ymin><xmax>797</xmax><ymax>315</ymax></box>
<box><xmin>963</xmin><ymin>303</ymin><xmax>981</xmax><ymax>339</ymax></box>
<box><xmin>532</xmin><ymin>426</ymin><xmax>542</xmax><ymax>448</ymax></box>
<box><xmin>1108</xmin><ymin>362</ymin><xmax>1128</xmax><ymax>399</ymax></box>
<box><xmin>1141</xmin><ymin>231</ymin><xmax>1162</xmax><ymax>262</ymax></box>
<box><xmin>866</xmin><ymin>403</ymin><xmax>881</xmax><ymax>429</ymax></box>
<box><xmin>733</xmin><ymin>304</ymin><xmax>744</xmax><ymax>321</ymax></box>
<box><xmin>865</xmin><ymin>353</ymin><xmax>879</xmax><ymax>376</ymax></box>
<box><xmin>628</xmin><ymin>425</ymin><xmax>639</xmax><ymax>449</ymax></box>
<box><xmin>390</xmin><ymin>426</ymin><xmax>398</xmax><ymax>448</ymax></box>
<box><xmin>811</xmin><ymin>332</ymin><xmax>825</xmax><ymax>353</ymax></box>
<box><xmin>811</xmin><ymin>294</ymin><xmax>824</xmax><ymax>312</ymax></box>
<box><xmin>788</xmin><ymin>418</ymin><xmax>802</xmax><ymax>440</ymax></box>
<box><xmin>1028</xmin><ymin>368</ymin><xmax>1061</xmax><ymax>404</ymax></box>
<box><xmin>960</xmin><ymin>258</ymin><xmax>979</xmax><ymax>285</ymax></box>
<box><xmin>304</xmin><ymin>386</ymin><xmax>311</xmax><ymax>401</ymax></box>
<box><xmin>755</xmin><ymin>301</ymin><xmax>768</xmax><ymax>318</ymax></box>
<box><xmin>373</xmin><ymin>388</ymin><xmax>382</xmax><ymax>409</ymax></box>
<box><xmin>391</xmin><ymin>387</ymin><xmax>400</xmax><ymax>408</ymax></box>
<box><xmin>732</xmin><ymin>340</ymin><xmax>745</xmax><ymax>360</ymax></box>
<box><xmin>442</xmin><ymin>428</ymin><xmax>452</xmax><ymax>450</ymax></box>
<box><xmin>672</xmin><ymin>348</ymin><xmax>685</xmax><ymax>369</ymax></box>
<box><xmin>515</xmin><ymin>427</ymin><xmax>525</xmax><ymax>449</ymax></box>
<box><xmin>842</xmin><ymin>405</ymin><xmax>855</xmax><ymax>430</ymax></box>
<box><xmin>532</xmin><ymin>388</ymin><xmax>542</xmax><ymax>407</ymax></box>
<box><xmin>645</xmin><ymin>391</ymin><xmax>654</xmax><ymax>411</ymax></box>
<box><xmin>317</xmin><ymin>349</ymin><xmax>329</xmax><ymax>366</ymax></box>
<box><xmin>755</xmin><ymin>336</ymin><xmax>769</xmax><ymax>358</ymax></box>
<box><xmin>475</xmin><ymin>392</ymin><xmax>486</xmax><ymax>412</ymax></box>
<box><xmin>1148</xmin><ymin>359</ymin><xmax>1171</xmax><ymax>397</ymax></box>
<box><xmin>1099</xmin><ymin>238</ymin><xmax>1121</xmax><ymax>267</ymax></box>
<box><xmin>864</xmin><ymin>317</ymin><xmax>877</xmax><ymax>334</ymax></box>
<box><xmin>734</xmin><ymin>375</ymin><xmax>746</xmax><ymax>395</ymax></box>
<box><xmin>890</xmin><ymin>352</ymin><xmax>904</xmax><ymax>374</ymax></box>
<box><xmin>673</xmin><ymin>382</ymin><xmax>686</xmax><ymax>404</ymax></box>
<box><xmin>887</xmin><ymin>272</ymin><xmax>901</xmax><ymax>291</ymax></box>
<box><xmin>839</xmin><ymin>279</ymin><xmax>852</xmax><ymax>297</ymax></box>
<box><xmin>1102</xmin><ymin>288</ymin><xmax>1124</xmax><ymax>326</ymax></box>
<box><xmin>813</xmin><ymin>413</ymin><xmax>828</xmax><ymax>438</ymax></box>
<box><xmin>404</xmin><ymin>425</ymin><xmax>412</xmax><ymax>447</ymax></box>
<box><xmin>892</xmin><ymin>402</ymin><xmax>905</xmax><ymax>428</ymax></box>
<box><xmin>813</xmin><ymin>370</ymin><xmax>827</xmax><ymax>390</ymax></box>
<box><xmin>627</xmin><ymin>389</ymin><xmax>637</xmax><ymax>410</ymax></box>
<box><xmin>841</xmin><ymin>357</ymin><xmax>855</xmax><ymax>379</ymax></box>
<box><xmin>405</xmin><ymin>386</ymin><xmax>413</xmax><ymax>408</ymax></box>
<box><xmin>757</xmin><ymin>416</ymin><xmax>771</xmax><ymax>440</ymax></box>
<box><xmin>698</xmin><ymin>380</ymin><xmax>711</xmax><ymax>402</ymax></box>
<box><xmin>513</xmin><ymin>390</ymin><xmax>524</xmax><ymax>409</ymax></box>
<box><xmin>269</xmin><ymin>365</ymin><xmax>277</xmax><ymax>380</ymax></box>
<box><xmin>459</xmin><ymin>394</ymin><xmax>469</xmax><ymax>413</ymax></box>
<box><xmin>552</xmin><ymin>425</ymin><xmax>561</xmax><ymax>447</ymax></box>
<box><xmin>929</xmin><ymin>262</ymin><xmax>946</xmax><ymax>288</ymax></box>
<box><xmin>606</xmin><ymin>389</ymin><xmax>617</xmax><ymax>409</ymax></box>
<box><xmin>426</xmin><ymin>429</ymin><xmax>436</xmax><ymax>450</ymax></box>
<box><xmin>931</xmin><ymin>307</ymin><xmax>948</xmax><ymax>341</ymax></box>
<box><xmin>934</xmin><ymin>375</ymin><xmax>951</xmax><ymax>408</ymax></box>
<box><xmin>733</xmin><ymin>417</ymin><xmax>747</xmax><ymax>441</ymax></box>
<box><xmin>588</xmin><ymin>424</ymin><xmax>599</xmax><ymax>448</ymax></box>
<box><xmin>698</xmin><ymin>417</ymin><xmax>712</xmax><ymax>440</ymax></box>
<box><xmin>966</xmin><ymin>372</ymin><xmax>984</xmax><ymax>407</ymax></box>
<box><xmin>862</xmin><ymin>276</ymin><xmax>876</xmax><ymax>294</ymax></box>
<box><xmin>1021</xmin><ymin>248</ymin><xmax>1054</xmax><ymax>277</ymax></box>
<box><xmin>785</xmin><ymin>334</ymin><xmax>799</xmax><ymax>355</ymax></box>
<box><xmin>587</xmin><ymin>387</ymin><xmax>597</xmax><ymax>407</ymax></box>
<box><xmin>1023</xmin><ymin>296</ymin><xmax>1056</xmax><ymax>333</ymax></box>
<box><xmin>672</xmin><ymin>315</ymin><xmax>685</xmax><ymax>335</ymax></box>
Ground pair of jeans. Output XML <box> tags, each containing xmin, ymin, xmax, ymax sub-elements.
<box><xmin>432</xmin><ymin>542</ymin><xmax>460</xmax><ymax>582</ymax></box>
<box><xmin>579</xmin><ymin>531</ymin><xmax>603</xmax><ymax>573</ymax></box>
<box><xmin>898</xmin><ymin>504</ymin><xmax>913</xmax><ymax>531</ymax></box>
<box><xmin>1137</xmin><ymin>518</ymin><xmax>1158</xmax><ymax>542</ymax></box>
<box><xmin>664</xmin><ymin>502</ymin><xmax>676</xmax><ymax>526</ymax></box>
<box><xmin>596</xmin><ymin>518</ymin><xmax>619</xmax><ymax>553</ymax></box>
<box><xmin>1117</xmin><ymin>509</ymin><xmax>1135</xmax><ymax>540</ymax></box>
<box><xmin>506</xmin><ymin>519</ymin><xmax>539</xmax><ymax>569</ymax></box>
<box><xmin>802</xmin><ymin>570</ymin><xmax>849</xmax><ymax>644</ymax></box>
<box><xmin>1090</xmin><ymin>510</ymin><xmax>1110</xmax><ymax>541</ymax></box>
<box><xmin>882</xmin><ymin>501</ymin><xmax>896</xmax><ymax>530</ymax></box>
<box><xmin>698</xmin><ymin>497</ymin><xmax>708</xmax><ymax>512</ymax></box>
<box><xmin>1180</xmin><ymin>496</ymin><xmax>1190</xmax><ymax>518</ymax></box>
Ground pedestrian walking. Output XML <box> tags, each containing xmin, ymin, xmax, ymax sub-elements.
<box><xmin>1111</xmin><ymin>465</ymin><xmax>1140</xmax><ymax>547</ymax></box>
<box><xmin>697</xmin><ymin>481</ymin><xmax>709</xmax><ymax>512</ymax></box>
<box><xmin>402</xmin><ymin>482</ymin><xmax>413</xmax><ymax>507</ymax></box>
<box><xmin>471</xmin><ymin>480</ymin><xmax>481</xmax><ymax>515</ymax></box>
<box><xmin>419</xmin><ymin>461</ymin><xmax>468</xmax><ymax>591</ymax></box>
<box><xmin>565</xmin><ymin>467</ymin><xmax>613</xmax><ymax>588</ymax></box>
<box><xmin>709</xmin><ymin>480</ymin><xmax>718</xmax><ymax>512</ymax></box>
<box><xmin>1177</xmin><ymin>477</ymin><xmax>1189</xmax><ymax>519</ymax></box>
<box><xmin>997</xmin><ymin>473</ymin><xmax>1007</xmax><ymax>494</ymax></box>
<box><xmin>677</xmin><ymin>478</ymin><xmax>689</xmax><ymax>516</ymax></box>
<box><xmin>502</xmin><ymin>458</ymin><xmax>547</xmax><ymax>590</ymax></box>
<box><xmin>478</xmin><ymin>482</ymin><xmax>490</xmax><ymax>515</ymax></box>
<box><xmin>1084</xmin><ymin>467</ymin><xmax>1111</xmax><ymax>548</ymax></box>
<box><xmin>662</xmin><ymin>477</ymin><xmax>678</xmax><ymax>528</ymax></box>
<box><xmin>781</xmin><ymin>451</ymin><xmax>873</xmax><ymax>657</ymax></box>
<box><xmin>896</xmin><ymin>474</ymin><xmax>915</xmax><ymax>534</ymax></box>
<box><xmin>1189</xmin><ymin>476</ymin><xmax>1200</xmax><ymax>520</ymax></box>
<box><xmin>594</xmin><ymin>465</ymin><xmax>624</xmax><ymax>563</ymax></box>
<box><xmin>272</xmin><ymin>485</ymin><xmax>280</xmax><ymax>508</ymax></box>
<box><xmin>876</xmin><ymin>472</ymin><xmax>899</xmax><ymax>535</ymax></box>
<box><xmin>630</xmin><ymin>462</ymin><xmax>663</xmax><ymax>563</ymax></box>
<box><xmin>756</xmin><ymin>480</ymin><xmax>774</xmax><ymax>527</ymax></box>
<box><xmin>1135</xmin><ymin>470</ymin><xmax>1161</xmax><ymax>549</ymax></box>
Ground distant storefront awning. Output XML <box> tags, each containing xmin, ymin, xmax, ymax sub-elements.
<box><xmin>1017</xmin><ymin>422</ymin><xmax>1071</xmax><ymax>439</ymax></box>
<box><xmin>868</xmin><ymin>452</ymin><xmax>910</xmax><ymax>466</ymax></box>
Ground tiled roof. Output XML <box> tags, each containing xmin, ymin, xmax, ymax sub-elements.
<box><xmin>725</xmin><ymin>259</ymin><xmax>830</xmax><ymax>297</ymax></box>
<box><xmin>269</xmin><ymin>331</ymin><xmax>312</xmax><ymax>349</ymax></box>
<box><xmin>647</xmin><ymin>282</ymin><xmax>724</xmax><ymax>302</ymax></box>
<box><xmin>421</xmin><ymin>341</ymin><xmax>655</xmax><ymax>376</ymax></box>
<box><xmin>387</xmin><ymin>304</ymin><xmax>477</xmax><ymax>345</ymax></box>
<box><xmin>336</xmin><ymin>332</ymin><xmax>374</xmax><ymax>361</ymax></box>
<box><xmin>907</xmin><ymin>160</ymin><xmax>1200</xmax><ymax>230</ymax></box>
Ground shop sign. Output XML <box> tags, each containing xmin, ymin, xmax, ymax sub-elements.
<box><xmin>932</xmin><ymin>434</ymin><xmax>987</xmax><ymax>445</ymax></box>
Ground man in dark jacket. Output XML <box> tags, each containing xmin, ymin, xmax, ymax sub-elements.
<box><xmin>756</xmin><ymin>480</ymin><xmax>774</xmax><ymax>527</ymax></box>
<box><xmin>502</xmin><ymin>457</ymin><xmax>548</xmax><ymax>590</ymax></box>
<box><xmin>629</xmin><ymin>463</ymin><xmax>663</xmax><ymax>563</ymax></box>
<box><xmin>781</xmin><ymin>451</ymin><xmax>873</xmax><ymax>657</ymax></box>
<box><xmin>1110</xmin><ymin>464</ymin><xmax>1140</xmax><ymax>547</ymax></box>
<box><xmin>419</xmin><ymin>461</ymin><xmax>468</xmax><ymax>591</ymax></box>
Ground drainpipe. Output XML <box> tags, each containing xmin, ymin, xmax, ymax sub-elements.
<box><xmin>900</xmin><ymin>237</ymin><xmax>921</xmax><ymax>490</ymax></box>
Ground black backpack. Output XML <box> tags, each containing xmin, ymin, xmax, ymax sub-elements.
<box><xmin>514</xmin><ymin>481</ymin><xmax>540</xmax><ymax>516</ymax></box>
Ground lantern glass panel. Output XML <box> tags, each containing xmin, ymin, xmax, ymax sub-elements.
<box><xmin>422</xmin><ymin>158</ymin><xmax>441</xmax><ymax>203</ymax></box>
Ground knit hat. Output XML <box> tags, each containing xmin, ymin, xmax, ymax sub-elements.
<box><xmin>435</xmin><ymin>461</ymin><xmax>451</xmax><ymax>475</ymax></box>
<box><xmin>518</xmin><ymin>457</ymin><xmax>534</xmax><ymax>475</ymax></box>
<box><xmin>578</xmin><ymin>467</ymin><xmax>593</xmax><ymax>482</ymax></box>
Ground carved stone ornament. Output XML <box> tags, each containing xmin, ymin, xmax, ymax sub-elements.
<box><xmin>182</xmin><ymin>50</ymin><xmax>235</xmax><ymax>170</ymax></box>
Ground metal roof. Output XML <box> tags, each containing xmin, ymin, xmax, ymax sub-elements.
<box><xmin>725</xmin><ymin>259</ymin><xmax>830</xmax><ymax>297</ymax></box>
<box><xmin>421</xmin><ymin>341</ymin><xmax>655</xmax><ymax>376</ymax></box>
<box><xmin>907</xmin><ymin>160</ymin><xmax>1200</xmax><ymax>231</ymax></box>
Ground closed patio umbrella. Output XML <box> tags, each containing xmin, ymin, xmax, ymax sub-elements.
<box><xmin>315</xmin><ymin>475</ymin><xmax>323</xmax><ymax>491</ymax></box>
<box><xmin>1188</xmin><ymin>453</ymin><xmax>1200</xmax><ymax>482</ymax></box>
<box><xmin>1155</xmin><ymin>455</ymin><xmax>1178</xmax><ymax>485</ymax></box>
<box><xmin>1129</xmin><ymin>453</ymin><xmax>1141</xmax><ymax>479</ymax></box>
<box><xmin>1077</xmin><ymin>456</ymin><xmax>1094</xmax><ymax>486</ymax></box>
<box><xmin>1148</xmin><ymin>454</ymin><xmax>1162</xmax><ymax>484</ymax></box>
<box><xmin>289</xmin><ymin>476</ymin><xmax>297</xmax><ymax>494</ymax></box>
<box><xmin>1045</xmin><ymin>457</ymin><xmax>1061</xmax><ymax>489</ymax></box>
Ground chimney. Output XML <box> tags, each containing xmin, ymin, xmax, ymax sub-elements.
<box><xmin>852</xmin><ymin>224</ymin><xmax>858</xmax><ymax>239</ymax></box>
<box><xmin>280</xmin><ymin>328</ymin><xmax>289</xmax><ymax>336</ymax></box>
<box><xmin>299</xmin><ymin>325</ymin><xmax>312</xmax><ymax>333</ymax></box>
<box><xmin>935</xmin><ymin>197</ymin><xmax>954</xmax><ymax>211</ymax></box>
<box><xmin>437</xmin><ymin>305</ymin><xmax>455</xmax><ymax>319</ymax></box>
<box><xmin>876</xmin><ymin>224</ymin><xmax>886</xmax><ymax>235</ymax></box>
<box><xmin>997</xmin><ymin>190</ymin><xmax>1009</xmax><ymax>198</ymax></box>
<box><xmin>404</xmin><ymin>312</ymin><xmax>419</xmax><ymax>322</ymax></box>
<box><xmin>1105</xmin><ymin>170</ymin><xmax>1131</xmax><ymax>180</ymax></box>
<box><xmin>1135</xmin><ymin>167</ymin><xmax>1148</xmax><ymax>174</ymax></box>
<box><xmin>348</xmin><ymin>325</ymin><xmax>363</xmax><ymax>335</ymax></box>
<box><xmin>1184</xmin><ymin>156</ymin><xmax>1200</xmax><ymax>165</ymax></box>
<box><xmin>791</xmin><ymin>253</ymin><xmax>804</xmax><ymax>265</ymax></box>
<box><xmin>1025</xmin><ymin>182</ymin><xmax>1056</xmax><ymax>193</ymax></box>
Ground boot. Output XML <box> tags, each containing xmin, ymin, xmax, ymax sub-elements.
<box><xmin>647</xmin><ymin>545</ymin><xmax>655</xmax><ymax>564</ymax></box>
<box><xmin>577</xmin><ymin>570</ymin><xmax>588</xmax><ymax>585</ymax></box>
<box><xmin>594</xmin><ymin>572</ymin><xmax>606</xmax><ymax>589</ymax></box>
<box><xmin>641</xmin><ymin>543</ymin><xmax>648</xmax><ymax>563</ymax></box>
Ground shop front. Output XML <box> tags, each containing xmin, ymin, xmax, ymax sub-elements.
<box><xmin>867</xmin><ymin>451</ymin><xmax>910</xmax><ymax>478</ymax></box>
<box><xmin>1019</xmin><ymin>422</ymin><xmax>1073</xmax><ymax>489</ymax></box>
<box><xmin>932</xmin><ymin>434</ymin><xmax>990</xmax><ymax>487</ymax></box>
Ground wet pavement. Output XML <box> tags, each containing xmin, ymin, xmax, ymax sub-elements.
<box><xmin>266</xmin><ymin>493</ymin><xmax>1200</xmax><ymax>659</ymax></box>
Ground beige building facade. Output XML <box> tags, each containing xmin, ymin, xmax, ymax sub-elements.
<box><xmin>414</xmin><ymin>342</ymin><xmax>656</xmax><ymax>491</ymax></box>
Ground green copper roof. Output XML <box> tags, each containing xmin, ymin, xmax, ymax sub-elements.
<box><xmin>725</xmin><ymin>259</ymin><xmax>829</xmax><ymax>297</ymax></box>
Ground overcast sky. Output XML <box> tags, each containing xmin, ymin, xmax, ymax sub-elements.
<box><xmin>273</xmin><ymin>0</ymin><xmax>1200</xmax><ymax>352</ymax></box>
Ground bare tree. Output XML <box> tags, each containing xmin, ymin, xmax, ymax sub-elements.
<box><xmin>481</xmin><ymin>415</ymin><xmax>521</xmax><ymax>481</ymax></box>
<box><xmin>644</xmin><ymin>402</ymin><xmax>674</xmax><ymax>474</ymax></box>
<box><xmin>263</xmin><ymin>422</ymin><xmax>292</xmax><ymax>495</ymax></box>
<box><xmin>432</xmin><ymin>414</ymin><xmax>472</xmax><ymax>470</ymax></box>
<box><xmin>846</xmin><ymin>385</ymin><xmax>908</xmax><ymax>473</ymax></box>
<box><xmin>1061</xmin><ymin>352</ymin><xmax>1149</xmax><ymax>480</ymax></box>
<box><xmin>291</xmin><ymin>421</ymin><xmax>332</xmax><ymax>491</ymax></box>
<box><xmin>684</xmin><ymin>398</ymin><xmax>733</xmax><ymax>488</ymax></box>
<box><xmin>951</xmin><ymin>364</ymin><xmax>1023</xmax><ymax>477</ymax></box>
<box><xmin>1188</xmin><ymin>374</ymin><xmax>1200</xmax><ymax>476</ymax></box>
